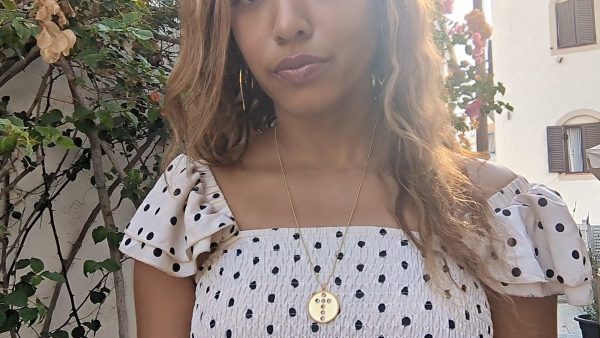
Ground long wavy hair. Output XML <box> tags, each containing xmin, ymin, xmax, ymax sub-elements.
<box><xmin>160</xmin><ymin>0</ymin><xmax>515</xmax><ymax>305</ymax></box>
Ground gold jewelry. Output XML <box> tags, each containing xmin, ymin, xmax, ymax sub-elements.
<box><xmin>274</xmin><ymin>116</ymin><xmax>380</xmax><ymax>324</ymax></box>
<box><xmin>239</xmin><ymin>68</ymin><xmax>246</xmax><ymax>111</ymax></box>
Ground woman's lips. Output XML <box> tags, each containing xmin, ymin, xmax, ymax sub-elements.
<box><xmin>273</xmin><ymin>61</ymin><xmax>327</xmax><ymax>85</ymax></box>
<box><xmin>273</xmin><ymin>53</ymin><xmax>329</xmax><ymax>85</ymax></box>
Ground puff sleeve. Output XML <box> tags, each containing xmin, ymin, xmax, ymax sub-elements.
<box><xmin>118</xmin><ymin>153</ymin><xmax>236</xmax><ymax>277</ymax></box>
<box><xmin>481</xmin><ymin>175</ymin><xmax>594</xmax><ymax>306</ymax></box>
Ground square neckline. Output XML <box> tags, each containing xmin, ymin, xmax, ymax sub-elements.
<box><xmin>197</xmin><ymin>156</ymin><xmax>528</xmax><ymax>239</ymax></box>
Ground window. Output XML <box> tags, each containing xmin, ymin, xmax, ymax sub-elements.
<box><xmin>555</xmin><ymin>0</ymin><xmax>597</xmax><ymax>49</ymax></box>
<box><xmin>547</xmin><ymin>122</ymin><xmax>600</xmax><ymax>173</ymax></box>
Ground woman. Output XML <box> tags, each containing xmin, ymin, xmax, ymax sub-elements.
<box><xmin>118</xmin><ymin>0</ymin><xmax>593</xmax><ymax>337</ymax></box>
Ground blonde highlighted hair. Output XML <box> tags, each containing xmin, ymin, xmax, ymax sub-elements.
<box><xmin>160</xmin><ymin>0</ymin><xmax>515</xmax><ymax>306</ymax></box>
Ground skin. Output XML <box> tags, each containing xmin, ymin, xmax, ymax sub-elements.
<box><xmin>134</xmin><ymin>1</ymin><xmax>557</xmax><ymax>337</ymax></box>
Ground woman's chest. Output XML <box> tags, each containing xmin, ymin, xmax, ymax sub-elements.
<box><xmin>190</xmin><ymin>228</ymin><xmax>493</xmax><ymax>337</ymax></box>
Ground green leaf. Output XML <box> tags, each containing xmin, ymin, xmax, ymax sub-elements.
<box><xmin>4</xmin><ymin>290</ymin><xmax>27</xmax><ymax>306</ymax></box>
<box><xmin>1</xmin><ymin>0</ymin><xmax>17</xmax><ymax>10</ymax></box>
<box><xmin>41</xmin><ymin>271</ymin><xmax>66</xmax><ymax>282</ymax></box>
<box><xmin>30</xmin><ymin>275</ymin><xmax>43</xmax><ymax>286</ymax></box>
<box><xmin>107</xmin><ymin>231</ymin><xmax>124</xmax><ymax>248</ymax></box>
<box><xmin>148</xmin><ymin>107</ymin><xmax>160</xmax><ymax>123</ymax></box>
<box><xmin>89</xmin><ymin>290</ymin><xmax>106</xmax><ymax>304</ymax></box>
<box><xmin>81</xmin><ymin>53</ymin><xmax>104</xmax><ymax>67</ymax></box>
<box><xmin>12</xmin><ymin>20</ymin><xmax>31</xmax><ymax>41</ymax></box>
<box><xmin>99</xmin><ymin>258</ymin><xmax>121</xmax><ymax>272</ymax></box>
<box><xmin>16</xmin><ymin>258</ymin><xmax>30</xmax><ymax>270</ymax></box>
<box><xmin>96</xmin><ymin>110</ymin><xmax>114</xmax><ymax>129</ymax></box>
<box><xmin>122</xmin><ymin>12</ymin><xmax>142</xmax><ymax>24</ymax></box>
<box><xmin>123</xmin><ymin>111</ymin><xmax>138</xmax><ymax>127</ymax></box>
<box><xmin>92</xmin><ymin>226</ymin><xmax>108</xmax><ymax>244</ymax></box>
<box><xmin>18</xmin><ymin>307</ymin><xmax>38</xmax><ymax>322</ymax></box>
<box><xmin>0</xmin><ymin>134</ymin><xmax>18</xmax><ymax>155</ymax></box>
<box><xmin>55</xmin><ymin>135</ymin><xmax>75</xmax><ymax>149</ymax></box>
<box><xmin>50</xmin><ymin>330</ymin><xmax>69</xmax><ymax>338</ymax></box>
<box><xmin>131</xmin><ymin>28</ymin><xmax>153</xmax><ymax>41</ymax></box>
<box><xmin>29</xmin><ymin>258</ymin><xmax>44</xmax><ymax>273</ymax></box>
<box><xmin>39</xmin><ymin>109</ymin><xmax>64</xmax><ymax>126</ymax></box>
<box><xmin>83</xmin><ymin>260</ymin><xmax>100</xmax><ymax>277</ymax></box>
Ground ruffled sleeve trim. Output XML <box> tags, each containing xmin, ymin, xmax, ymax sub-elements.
<box><xmin>118</xmin><ymin>153</ymin><xmax>237</xmax><ymax>278</ymax></box>
<box><xmin>480</xmin><ymin>175</ymin><xmax>594</xmax><ymax>306</ymax></box>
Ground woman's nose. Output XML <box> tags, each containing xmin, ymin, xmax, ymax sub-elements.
<box><xmin>272</xmin><ymin>0</ymin><xmax>313</xmax><ymax>45</ymax></box>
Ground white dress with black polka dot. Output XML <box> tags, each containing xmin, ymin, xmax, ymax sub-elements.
<box><xmin>119</xmin><ymin>153</ymin><xmax>594</xmax><ymax>338</ymax></box>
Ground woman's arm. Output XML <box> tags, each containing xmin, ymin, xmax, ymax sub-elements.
<box><xmin>133</xmin><ymin>260</ymin><xmax>196</xmax><ymax>338</ymax></box>
<box><xmin>486</xmin><ymin>286</ymin><xmax>558</xmax><ymax>337</ymax></box>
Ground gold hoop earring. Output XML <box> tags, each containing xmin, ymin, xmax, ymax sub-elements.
<box><xmin>239</xmin><ymin>68</ymin><xmax>246</xmax><ymax>111</ymax></box>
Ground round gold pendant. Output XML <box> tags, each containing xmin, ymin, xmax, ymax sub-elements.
<box><xmin>307</xmin><ymin>290</ymin><xmax>340</xmax><ymax>323</ymax></box>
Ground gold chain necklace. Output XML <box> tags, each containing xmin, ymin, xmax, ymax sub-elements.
<box><xmin>274</xmin><ymin>116</ymin><xmax>379</xmax><ymax>324</ymax></box>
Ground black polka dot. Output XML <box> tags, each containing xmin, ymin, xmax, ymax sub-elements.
<box><xmin>425</xmin><ymin>335</ymin><xmax>433</xmax><ymax>338</ymax></box>
<box><xmin>289</xmin><ymin>307</ymin><xmax>297</xmax><ymax>317</ymax></box>
<box><xmin>494</xmin><ymin>208</ymin><xmax>501</xmax><ymax>213</ymax></box>
<box><xmin>311</xmin><ymin>322</ymin><xmax>319</xmax><ymax>332</ymax></box>
<box><xmin>314</xmin><ymin>242</ymin><xmax>322</xmax><ymax>249</ymax></box>
<box><xmin>402</xmin><ymin>317</ymin><xmax>411</xmax><ymax>326</ymax></box>
<box><xmin>355</xmin><ymin>320</ymin><xmax>363</xmax><ymax>330</ymax></box>
<box><xmin>538</xmin><ymin>198</ymin><xmax>548</xmax><ymax>207</ymax></box>
<box><xmin>233</xmin><ymin>271</ymin><xmax>240</xmax><ymax>279</ymax></box>
<box><xmin>212</xmin><ymin>193</ymin><xmax>220</xmax><ymax>199</ymax></box>
<box><xmin>572</xmin><ymin>250</ymin><xmax>580</xmax><ymax>259</ymax></box>
<box><xmin>423</xmin><ymin>274</ymin><xmax>431</xmax><ymax>282</ymax></box>
<box><xmin>172</xmin><ymin>263</ymin><xmax>180</xmax><ymax>272</ymax></box>
<box><xmin>173</xmin><ymin>188</ymin><xmax>181</xmax><ymax>196</ymax></box>
<box><xmin>401</xmin><ymin>261</ymin><xmax>409</xmax><ymax>269</ymax></box>
<box><xmin>511</xmin><ymin>267</ymin><xmax>521</xmax><ymax>277</ymax></box>
<box><xmin>507</xmin><ymin>238</ymin><xmax>517</xmax><ymax>247</ymax></box>
<box><xmin>401</xmin><ymin>239</ymin><xmax>409</xmax><ymax>246</ymax></box>
<box><xmin>314</xmin><ymin>265</ymin><xmax>321</xmax><ymax>273</ymax></box>
<box><xmin>268</xmin><ymin>294</ymin><xmax>275</xmax><ymax>303</ymax></box>
<box><xmin>124</xmin><ymin>238</ymin><xmax>131</xmax><ymax>246</ymax></box>
<box><xmin>358</xmin><ymin>241</ymin><xmax>365</xmax><ymax>248</ymax></box>
<box><xmin>515</xmin><ymin>189</ymin><xmax>521</xmax><ymax>195</ymax></box>
<box><xmin>449</xmin><ymin>319</ymin><xmax>456</xmax><ymax>329</ymax></box>
<box><xmin>293</xmin><ymin>233</ymin><xmax>300</xmax><ymax>240</ymax></box>
<box><xmin>153</xmin><ymin>248</ymin><xmax>162</xmax><ymax>257</ymax></box>
<box><xmin>293</xmin><ymin>254</ymin><xmax>300</xmax><ymax>262</ymax></box>
<box><xmin>273</xmin><ymin>244</ymin><xmax>280</xmax><ymax>251</ymax></box>
<box><xmin>555</xmin><ymin>223</ymin><xmax>565</xmax><ymax>232</ymax></box>
<box><xmin>355</xmin><ymin>290</ymin><xmax>365</xmax><ymax>299</ymax></box>
<box><xmin>546</xmin><ymin>269</ymin><xmax>555</xmax><ymax>278</ymax></box>
<box><xmin>290</xmin><ymin>278</ymin><xmax>299</xmax><ymax>288</ymax></box>
<box><xmin>356</xmin><ymin>264</ymin><xmax>365</xmax><ymax>272</ymax></box>
<box><xmin>194</xmin><ymin>213</ymin><xmax>201</xmax><ymax>221</ymax></box>
<box><xmin>137</xmin><ymin>227</ymin><xmax>143</xmax><ymax>235</ymax></box>
<box><xmin>245</xmin><ymin>309</ymin><xmax>253</xmax><ymax>319</ymax></box>
<box><xmin>379</xmin><ymin>228</ymin><xmax>387</xmax><ymax>236</ymax></box>
<box><xmin>378</xmin><ymin>303</ymin><xmax>386</xmax><ymax>312</ymax></box>
<box><xmin>502</xmin><ymin>209</ymin><xmax>511</xmax><ymax>217</ymax></box>
<box><xmin>337</xmin><ymin>252</ymin><xmax>344</xmax><ymax>260</ymax></box>
<box><xmin>143</xmin><ymin>204</ymin><xmax>150</xmax><ymax>211</ymax></box>
<box><xmin>236</xmin><ymin>249</ymin><xmax>243</xmax><ymax>256</ymax></box>
<box><xmin>378</xmin><ymin>274</ymin><xmax>386</xmax><ymax>283</ymax></box>
<box><xmin>537</xmin><ymin>221</ymin><xmax>543</xmax><ymax>229</ymax></box>
<box><xmin>253</xmin><ymin>257</ymin><xmax>260</xmax><ymax>265</ymax></box>
<box><xmin>379</xmin><ymin>250</ymin><xmax>387</xmax><ymax>257</ymax></box>
<box><xmin>401</xmin><ymin>286</ymin><xmax>409</xmax><ymax>295</ymax></box>
<box><xmin>209</xmin><ymin>319</ymin><xmax>215</xmax><ymax>328</ymax></box>
<box><xmin>266</xmin><ymin>325</ymin><xmax>273</xmax><ymax>335</ymax></box>
<box><xmin>557</xmin><ymin>275</ymin><xmax>564</xmax><ymax>283</ymax></box>
<box><xmin>214</xmin><ymin>290</ymin><xmax>220</xmax><ymax>299</ymax></box>
<box><xmin>228</xmin><ymin>298</ymin><xmax>235</xmax><ymax>307</ymax></box>
<box><xmin>424</xmin><ymin>301</ymin><xmax>433</xmax><ymax>310</ymax></box>
<box><xmin>146</xmin><ymin>232</ymin><xmax>154</xmax><ymax>240</ymax></box>
<box><xmin>335</xmin><ymin>277</ymin><xmax>342</xmax><ymax>286</ymax></box>
<box><xmin>170</xmin><ymin>217</ymin><xmax>177</xmax><ymax>225</ymax></box>
<box><xmin>252</xmin><ymin>237</ymin><xmax>259</xmax><ymax>243</ymax></box>
<box><xmin>465</xmin><ymin>310</ymin><xmax>470</xmax><ymax>320</ymax></box>
<box><xmin>534</xmin><ymin>247</ymin><xmax>539</xmax><ymax>256</ymax></box>
<box><xmin>226</xmin><ymin>329</ymin><xmax>232</xmax><ymax>338</ymax></box>
<box><xmin>336</xmin><ymin>231</ymin><xmax>343</xmax><ymax>238</ymax></box>
<box><xmin>272</xmin><ymin>267</ymin><xmax>279</xmax><ymax>275</ymax></box>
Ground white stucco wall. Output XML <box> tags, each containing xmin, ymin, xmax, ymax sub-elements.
<box><xmin>490</xmin><ymin>0</ymin><xmax>600</xmax><ymax>224</ymax></box>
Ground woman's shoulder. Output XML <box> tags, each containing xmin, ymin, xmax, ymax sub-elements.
<box><xmin>460</xmin><ymin>156</ymin><xmax>519</xmax><ymax>200</ymax></box>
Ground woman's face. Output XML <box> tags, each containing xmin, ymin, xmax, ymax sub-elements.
<box><xmin>230</xmin><ymin>0</ymin><xmax>383</xmax><ymax>115</ymax></box>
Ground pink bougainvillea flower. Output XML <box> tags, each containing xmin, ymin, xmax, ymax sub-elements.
<box><xmin>440</xmin><ymin>0</ymin><xmax>454</xmax><ymax>14</ymax></box>
<box><xmin>465</xmin><ymin>99</ymin><xmax>483</xmax><ymax>120</ymax></box>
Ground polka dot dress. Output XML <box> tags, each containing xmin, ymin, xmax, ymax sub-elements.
<box><xmin>119</xmin><ymin>154</ymin><xmax>594</xmax><ymax>337</ymax></box>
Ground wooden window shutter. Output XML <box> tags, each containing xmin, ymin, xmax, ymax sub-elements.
<box><xmin>582</xmin><ymin>122</ymin><xmax>600</xmax><ymax>171</ymax></box>
<box><xmin>547</xmin><ymin>126</ymin><xmax>567</xmax><ymax>173</ymax></box>
<box><xmin>575</xmin><ymin>0</ymin><xmax>597</xmax><ymax>45</ymax></box>
<box><xmin>557</xmin><ymin>0</ymin><xmax>578</xmax><ymax>48</ymax></box>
